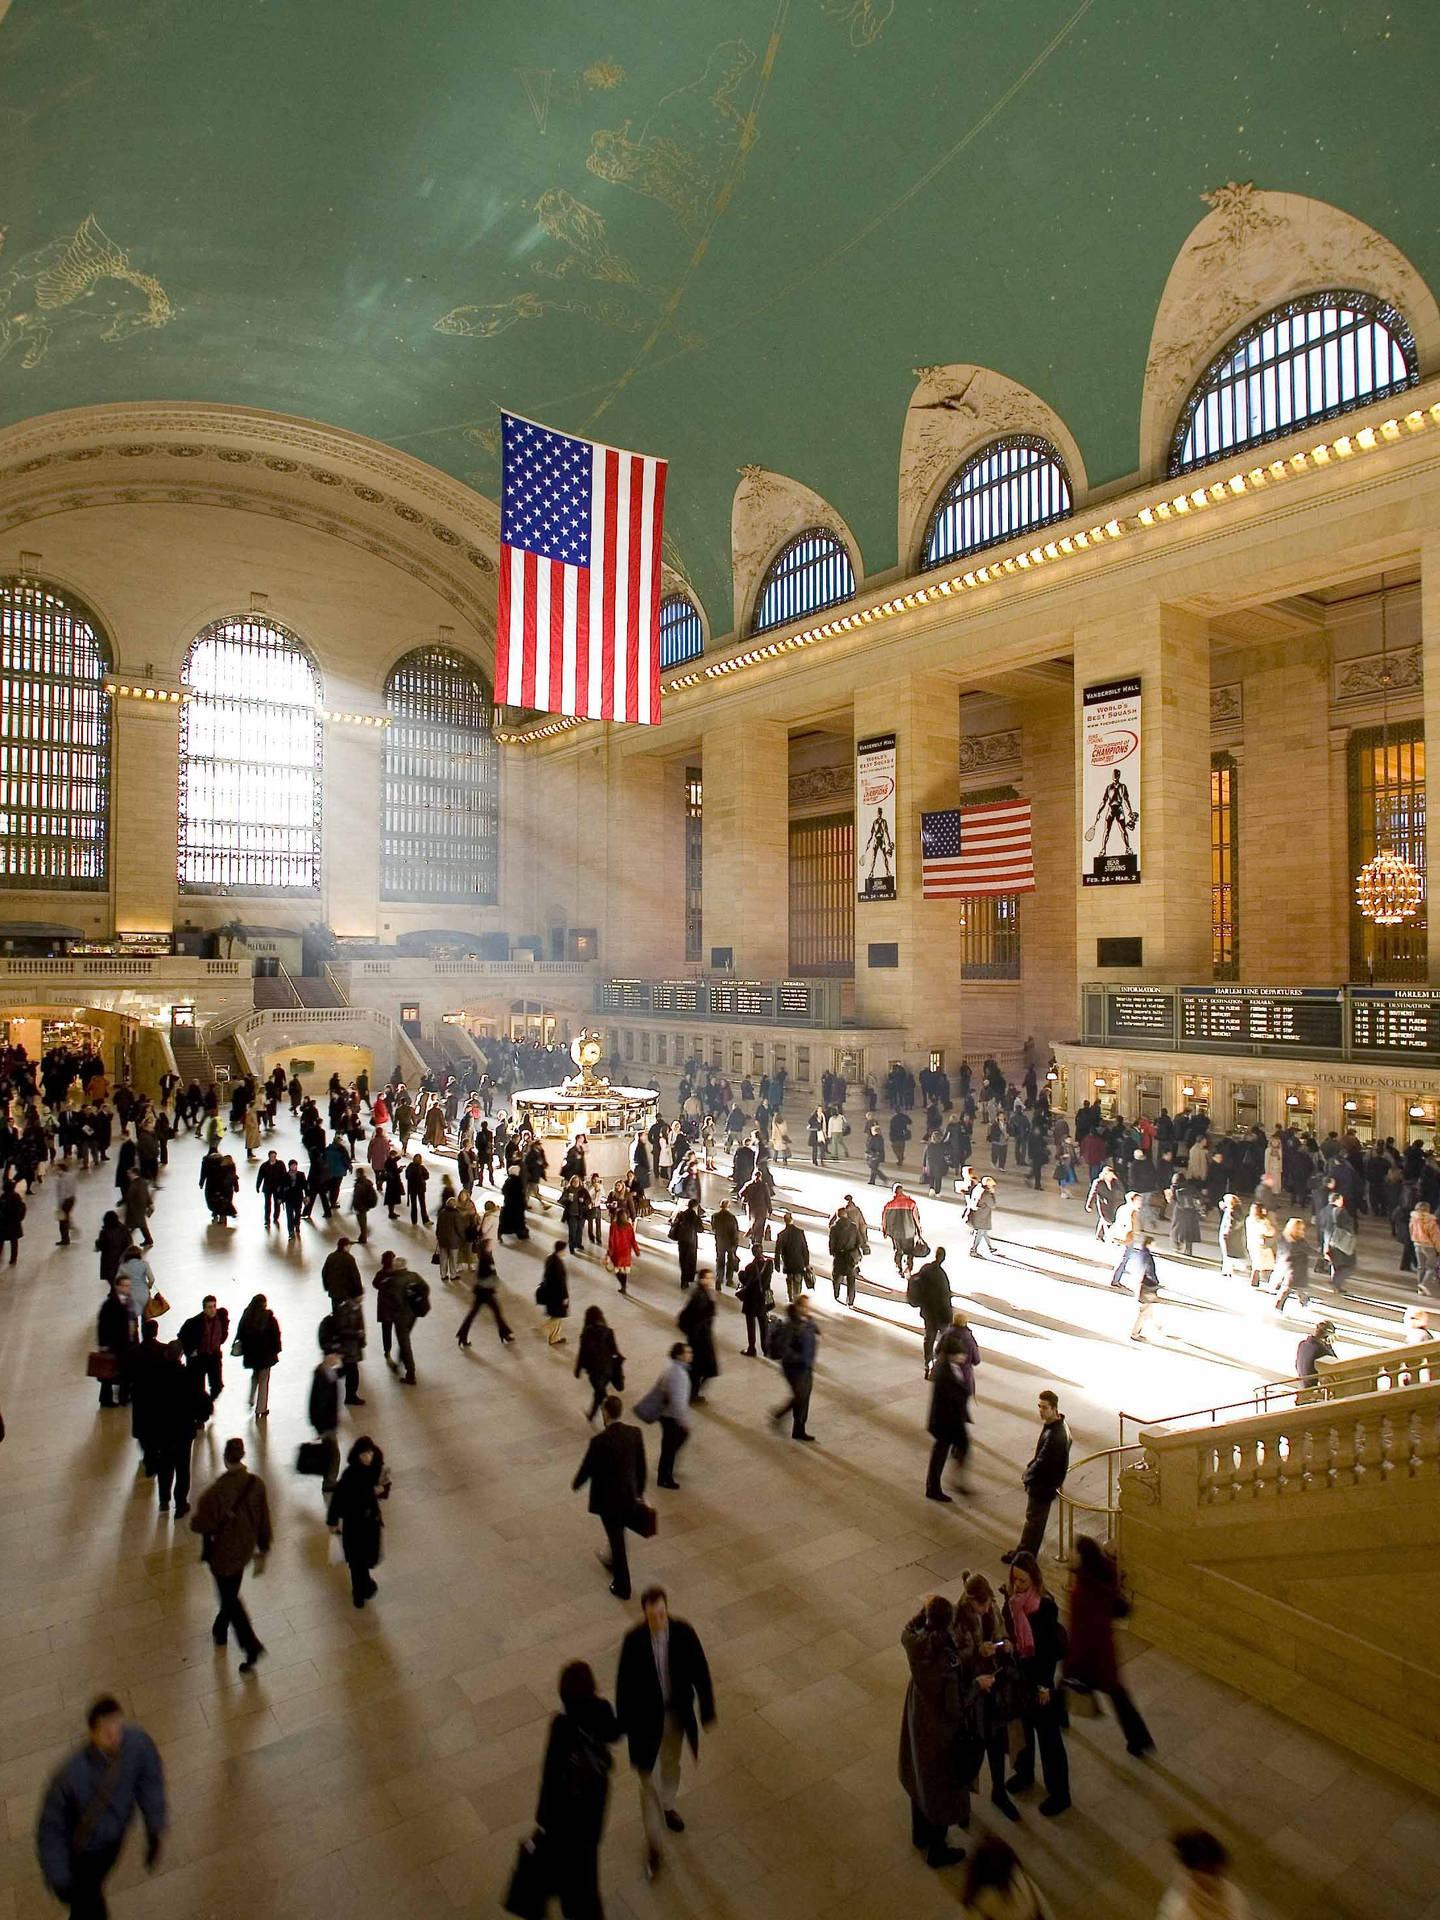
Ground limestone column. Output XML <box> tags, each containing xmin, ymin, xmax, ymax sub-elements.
<box><xmin>700</xmin><ymin>717</ymin><xmax>789</xmax><ymax>976</ymax></box>
<box><xmin>1074</xmin><ymin>605</ymin><xmax>1212</xmax><ymax>985</ymax></box>
<box><xmin>112</xmin><ymin>693</ymin><xmax>182</xmax><ymax>935</ymax></box>
<box><xmin>1422</xmin><ymin>534</ymin><xmax>1440</xmax><ymax>986</ymax></box>
<box><xmin>323</xmin><ymin>718</ymin><xmax>383</xmax><ymax>939</ymax></box>
<box><xmin>605</xmin><ymin>743</ymin><xmax>683</xmax><ymax>976</ymax></box>
<box><xmin>1020</xmin><ymin>684</ymin><xmax>1077</xmax><ymax>1055</ymax></box>
<box><xmin>852</xmin><ymin>673</ymin><xmax>963</xmax><ymax>1059</ymax></box>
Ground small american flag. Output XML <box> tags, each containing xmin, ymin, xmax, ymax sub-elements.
<box><xmin>497</xmin><ymin>411</ymin><xmax>668</xmax><ymax>725</ymax></box>
<box><xmin>922</xmin><ymin>801</ymin><xmax>1036</xmax><ymax>896</ymax></box>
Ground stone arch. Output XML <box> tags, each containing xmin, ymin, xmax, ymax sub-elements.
<box><xmin>731</xmin><ymin>467</ymin><xmax>862</xmax><ymax>637</ymax></box>
<box><xmin>898</xmin><ymin>366</ymin><xmax>1088</xmax><ymax>569</ymax></box>
<box><xmin>1139</xmin><ymin>184</ymin><xmax>1440</xmax><ymax>481</ymax></box>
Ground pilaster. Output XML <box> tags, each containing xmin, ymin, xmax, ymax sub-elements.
<box><xmin>700</xmin><ymin>718</ymin><xmax>789</xmax><ymax>976</ymax></box>
<box><xmin>323</xmin><ymin>719</ymin><xmax>383</xmax><ymax>939</ymax></box>
<box><xmin>112</xmin><ymin>695</ymin><xmax>181</xmax><ymax>934</ymax></box>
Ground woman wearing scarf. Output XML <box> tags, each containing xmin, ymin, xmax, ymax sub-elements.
<box><xmin>897</xmin><ymin>1595</ymin><xmax>970</xmax><ymax>1869</ymax></box>
<box><xmin>1002</xmin><ymin>1553</ymin><xmax>1071</xmax><ymax>1817</ymax></box>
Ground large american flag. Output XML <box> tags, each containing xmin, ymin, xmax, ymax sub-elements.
<box><xmin>922</xmin><ymin>801</ymin><xmax>1035</xmax><ymax>896</ymax></box>
<box><xmin>497</xmin><ymin>411</ymin><xmax>668</xmax><ymax>725</ymax></box>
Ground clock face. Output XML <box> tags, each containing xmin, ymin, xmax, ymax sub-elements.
<box><xmin>573</xmin><ymin>1032</ymin><xmax>604</xmax><ymax>1070</ymax></box>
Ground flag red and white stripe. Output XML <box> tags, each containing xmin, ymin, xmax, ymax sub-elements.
<box><xmin>958</xmin><ymin>799</ymin><xmax>1035</xmax><ymax>893</ymax></box>
<box><xmin>496</xmin><ymin>411</ymin><xmax>668</xmax><ymax>726</ymax></box>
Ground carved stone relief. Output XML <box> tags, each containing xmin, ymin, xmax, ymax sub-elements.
<box><xmin>1333</xmin><ymin>645</ymin><xmax>1422</xmax><ymax>705</ymax></box>
<box><xmin>788</xmin><ymin>762</ymin><xmax>852</xmax><ymax>807</ymax></box>
<box><xmin>898</xmin><ymin>366</ymin><xmax>1088</xmax><ymax>568</ymax></box>
<box><xmin>730</xmin><ymin>465</ymin><xmax>861</xmax><ymax>633</ymax></box>
<box><xmin>958</xmin><ymin>729</ymin><xmax>1022</xmax><ymax>777</ymax></box>
<box><xmin>1210</xmin><ymin>684</ymin><xmax>1243</xmax><ymax>731</ymax></box>
<box><xmin>1139</xmin><ymin>185</ymin><xmax>1440</xmax><ymax>479</ymax></box>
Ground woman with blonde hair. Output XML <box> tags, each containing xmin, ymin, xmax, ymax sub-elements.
<box><xmin>1244</xmin><ymin>1203</ymin><xmax>1276</xmax><ymax>1290</ymax></box>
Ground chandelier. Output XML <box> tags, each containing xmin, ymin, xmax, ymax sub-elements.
<box><xmin>1354</xmin><ymin>583</ymin><xmax>1423</xmax><ymax>926</ymax></box>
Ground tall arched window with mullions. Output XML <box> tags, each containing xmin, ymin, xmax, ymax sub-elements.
<box><xmin>658</xmin><ymin>593</ymin><xmax>705</xmax><ymax>669</ymax></box>
<box><xmin>923</xmin><ymin>436</ymin><xmax>1072</xmax><ymax>569</ymax></box>
<box><xmin>382</xmin><ymin>645</ymin><xmax>500</xmax><ymax>903</ymax></box>
<box><xmin>178</xmin><ymin>615</ymin><xmax>323</xmax><ymax>893</ymax></box>
<box><xmin>1170</xmin><ymin>290</ymin><xmax>1418</xmax><ymax>475</ymax></box>
<box><xmin>752</xmin><ymin>528</ymin><xmax>855</xmax><ymax>635</ymax></box>
<box><xmin>0</xmin><ymin>577</ymin><xmax>111</xmax><ymax>889</ymax></box>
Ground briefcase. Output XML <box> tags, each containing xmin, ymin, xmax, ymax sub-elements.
<box><xmin>86</xmin><ymin>1350</ymin><xmax>118</xmax><ymax>1381</ymax></box>
<box><xmin>502</xmin><ymin>1833</ymin><xmax>551</xmax><ymax>1920</ymax></box>
<box><xmin>629</xmin><ymin>1500</ymin><xmax>658</xmax><ymax>1539</ymax></box>
<box><xmin>295</xmin><ymin>1441</ymin><xmax>329</xmax><ymax>1477</ymax></box>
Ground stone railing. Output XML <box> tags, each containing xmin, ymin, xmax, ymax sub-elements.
<box><xmin>350</xmin><ymin>958</ymin><xmax>587</xmax><ymax>978</ymax></box>
<box><xmin>227</xmin><ymin>1005</ymin><xmax>427</xmax><ymax>1087</ymax></box>
<box><xmin>1316</xmin><ymin>1337</ymin><xmax>1440</xmax><ymax>1399</ymax></box>
<box><xmin>1128</xmin><ymin>1380</ymin><xmax>1440</xmax><ymax>1512</ymax></box>
<box><xmin>0</xmin><ymin>956</ymin><xmax>243</xmax><ymax>981</ymax></box>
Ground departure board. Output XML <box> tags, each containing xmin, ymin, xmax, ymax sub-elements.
<box><xmin>652</xmin><ymin>980</ymin><xmax>701</xmax><ymax>1015</ymax></box>
<box><xmin>1104</xmin><ymin>989</ymin><xmax>1175</xmax><ymax>1041</ymax></box>
<box><xmin>1350</xmin><ymin>992</ymin><xmax>1440</xmax><ymax>1056</ymax></box>
<box><xmin>777</xmin><ymin>981</ymin><xmax>814</xmax><ymax>1019</ymax></box>
<box><xmin>1179</xmin><ymin>988</ymin><xmax>1343</xmax><ymax>1052</ymax></box>
<box><xmin>708</xmin><ymin>980</ymin><xmax>772</xmax><ymax>1019</ymax></box>
<box><xmin>598</xmin><ymin>979</ymin><xmax>648</xmax><ymax>1012</ymax></box>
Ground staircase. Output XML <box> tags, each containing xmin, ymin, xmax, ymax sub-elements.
<box><xmin>1120</xmin><ymin>1371</ymin><xmax>1440</xmax><ymax>1793</ymax></box>
<box><xmin>170</xmin><ymin>1033</ymin><xmax>213</xmax><ymax>1085</ymax></box>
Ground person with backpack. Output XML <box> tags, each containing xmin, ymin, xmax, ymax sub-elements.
<box><xmin>827</xmin><ymin>1203</ymin><xmax>863</xmax><ymax>1307</ymax></box>
<box><xmin>373</xmin><ymin>1252</ymin><xmax>425</xmax><ymax>1384</ymax></box>
<box><xmin>768</xmin><ymin>1296</ymin><xmax>819</xmax><ymax>1442</ymax></box>
<box><xmin>190</xmin><ymin>1437</ymin><xmax>272</xmax><ymax>1673</ymax></box>
<box><xmin>882</xmin><ymin>1185</ymin><xmax>922</xmax><ymax>1278</ymax></box>
<box><xmin>635</xmin><ymin>1343</ymin><xmax>693</xmax><ymax>1489</ymax></box>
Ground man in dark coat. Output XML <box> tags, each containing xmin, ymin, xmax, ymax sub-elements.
<box><xmin>615</xmin><ymin>1587</ymin><xmax>715</xmax><ymax>1877</ymax></box>
<box><xmin>676</xmin><ymin>1271</ymin><xmax>718</xmax><ymax>1402</ymax></box>
<box><xmin>573</xmin><ymin>1395</ymin><xmax>648</xmax><ymax>1600</ymax></box>
<box><xmin>827</xmin><ymin>1206</ymin><xmax>862</xmax><ymax>1307</ymax></box>
<box><xmin>667</xmin><ymin>1197</ymin><xmax>705</xmax><ymax>1290</ymax></box>
<box><xmin>150</xmin><ymin>1341</ymin><xmax>208</xmax><ymax>1518</ymax></box>
<box><xmin>373</xmin><ymin>1255</ymin><xmax>419</xmax><ymax>1382</ymax></box>
<box><xmin>710</xmin><ymin>1198</ymin><xmax>741</xmax><ymax>1290</ymax></box>
<box><xmin>179</xmin><ymin>1296</ymin><xmax>230</xmax><ymax>1402</ymax></box>
<box><xmin>321</xmin><ymin>1238</ymin><xmax>362</xmax><ymax>1306</ymax></box>
<box><xmin>769</xmin><ymin>1295</ymin><xmax>819</xmax><ymax>1441</ymax></box>
<box><xmin>774</xmin><ymin>1212</ymin><xmax>810</xmax><ymax>1303</ymax></box>
<box><xmin>907</xmin><ymin>1250</ymin><xmax>953</xmax><ymax>1375</ymax></box>
<box><xmin>190</xmin><ymin>1437</ymin><xmax>272</xmax><ymax>1671</ymax></box>
<box><xmin>924</xmin><ymin>1318</ymin><xmax>980</xmax><ymax>1502</ymax></box>
<box><xmin>1003</xmin><ymin>1390</ymin><xmax>1071</xmax><ymax>1562</ymax></box>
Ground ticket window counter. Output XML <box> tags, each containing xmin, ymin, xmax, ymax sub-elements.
<box><xmin>1091</xmin><ymin>1072</ymin><xmax>1122</xmax><ymax>1121</ymax></box>
<box><xmin>1178</xmin><ymin>1077</ymin><xmax>1212</xmax><ymax>1123</ymax></box>
<box><xmin>1340</xmin><ymin>1092</ymin><xmax>1377</xmax><ymax>1143</ymax></box>
<box><xmin>1406</xmin><ymin>1100</ymin><xmax>1439</xmax><ymax>1148</ymax></box>
<box><xmin>1283</xmin><ymin>1086</ymin><xmax>1318</xmax><ymax>1136</ymax></box>
<box><xmin>1231</xmin><ymin>1083</ymin><xmax>1261</xmax><ymax>1133</ymax></box>
<box><xmin>1135</xmin><ymin>1074</ymin><xmax>1164</xmax><ymax>1122</ymax></box>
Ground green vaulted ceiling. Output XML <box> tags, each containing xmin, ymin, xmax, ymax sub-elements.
<box><xmin>2</xmin><ymin>0</ymin><xmax>1438</xmax><ymax>625</ymax></box>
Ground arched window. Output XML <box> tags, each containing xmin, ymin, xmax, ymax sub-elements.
<box><xmin>382</xmin><ymin>646</ymin><xmax>499</xmax><ymax>903</ymax></box>
<box><xmin>0</xmin><ymin>577</ymin><xmax>110</xmax><ymax>889</ymax></box>
<box><xmin>923</xmin><ymin>435</ymin><xmax>1072</xmax><ymax>568</ymax></box>
<box><xmin>658</xmin><ymin>593</ymin><xmax>705</xmax><ymax>668</ymax></box>
<box><xmin>752</xmin><ymin>527</ymin><xmax>855</xmax><ymax>634</ymax></box>
<box><xmin>178</xmin><ymin>615</ymin><xmax>322</xmax><ymax>893</ymax></box>
<box><xmin>1170</xmin><ymin>290</ymin><xmax>1418</xmax><ymax>475</ymax></box>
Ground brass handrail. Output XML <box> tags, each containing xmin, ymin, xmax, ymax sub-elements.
<box><xmin>1056</xmin><ymin>1443</ymin><xmax>1146</xmax><ymax>1560</ymax></box>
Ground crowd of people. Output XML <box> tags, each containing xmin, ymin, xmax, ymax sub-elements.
<box><xmin>1</xmin><ymin>1031</ymin><xmax>1375</xmax><ymax>1917</ymax></box>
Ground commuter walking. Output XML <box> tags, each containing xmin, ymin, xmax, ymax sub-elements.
<box><xmin>1062</xmin><ymin>1534</ymin><xmax>1154</xmax><ymax>1757</ymax></box>
<box><xmin>615</xmin><ymin>1588</ymin><xmax>715</xmax><ymax>1880</ymax></box>
<box><xmin>635</xmin><ymin>1344</ymin><xmax>692</xmax><ymax>1489</ymax></box>
<box><xmin>36</xmin><ymin>1697</ymin><xmax>167</xmax><ymax>1919</ymax></box>
<box><xmin>537</xmin><ymin>1240</ymin><xmax>571</xmax><ymax>1346</ymax></box>
<box><xmin>769</xmin><ymin>1295</ymin><xmax>819</xmax><ymax>1442</ymax></box>
<box><xmin>531</xmin><ymin>1662</ymin><xmax>621</xmax><ymax>1916</ymax></box>
<box><xmin>909</xmin><ymin>1246</ymin><xmax>954</xmax><ymax>1375</ymax></box>
<box><xmin>190</xmin><ymin>1437</ymin><xmax>271</xmax><ymax>1672</ymax></box>
<box><xmin>573</xmin><ymin>1395</ymin><xmax>648</xmax><ymax>1600</ymax></box>
<box><xmin>327</xmin><ymin>1436</ymin><xmax>388</xmax><ymax>1608</ymax></box>
<box><xmin>924</xmin><ymin>1317</ymin><xmax>979</xmax><ymax>1502</ymax></box>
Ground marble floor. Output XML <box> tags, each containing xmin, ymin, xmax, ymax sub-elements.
<box><xmin>1</xmin><ymin>1109</ymin><xmax>1437</xmax><ymax>1920</ymax></box>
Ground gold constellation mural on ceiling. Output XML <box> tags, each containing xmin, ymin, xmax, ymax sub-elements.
<box><xmin>585</xmin><ymin>40</ymin><xmax>758</xmax><ymax>236</ymax></box>
<box><xmin>820</xmin><ymin>0</ymin><xmax>894</xmax><ymax>48</ymax></box>
<box><xmin>0</xmin><ymin>214</ymin><xmax>173</xmax><ymax>372</ymax></box>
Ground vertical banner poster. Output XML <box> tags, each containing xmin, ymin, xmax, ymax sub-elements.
<box><xmin>1081</xmin><ymin>679</ymin><xmax>1141</xmax><ymax>885</ymax></box>
<box><xmin>856</xmin><ymin>731</ymin><xmax>898</xmax><ymax>901</ymax></box>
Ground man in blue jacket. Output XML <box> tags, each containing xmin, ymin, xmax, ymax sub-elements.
<box><xmin>36</xmin><ymin>1696</ymin><xmax>167</xmax><ymax>1916</ymax></box>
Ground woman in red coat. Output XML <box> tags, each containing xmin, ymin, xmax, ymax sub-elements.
<box><xmin>1062</xmin><ymin>1535</ymin><xmax>1153</xmax><ymax>1757</ymax></box>
<box><xmin>606</xmin><ymin>1184</ymin><xmax>637</xmax><ymax>1295</ymax></box>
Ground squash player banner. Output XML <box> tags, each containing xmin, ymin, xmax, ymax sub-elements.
<box><xmin>856</xmin><ymin>732</ymin><xmax>897</xmax><ymax>901</ymax></box>
<box><xmin>1081</xmin><ymin>679</ymin><xmax>1141</xmax><ymax>885</ymax></box>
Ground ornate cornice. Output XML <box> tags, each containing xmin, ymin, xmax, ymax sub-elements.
<box><xmin>788</xmin><ymin>763</ymin><xmax>852</xmax><ymax>807</ymax></box>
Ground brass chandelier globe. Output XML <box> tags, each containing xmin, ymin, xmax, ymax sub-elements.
<box><xmin>1354</xmin><ymin>584</ymin><xmax>1423</xmax><ymax>927</ymax></box>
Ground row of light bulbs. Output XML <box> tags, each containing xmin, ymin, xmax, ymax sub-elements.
<box><xmin>499</xmin><ymin>398</ymin><xmax>1440</xmax><ymax>745</ymax></box>
<box><xmin>101</xmin><ymin>683</ymin><xmax>389</xmax><ymax>728</ymax></box>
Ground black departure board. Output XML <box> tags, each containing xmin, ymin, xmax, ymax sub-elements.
<box><xmin>1104</xmin><ymin>989</ymin><xmax>1175</xmax><ymax>1041</ymax></box>
<box><xmin>1350</xmin><ymin>992</ymin><xmax>1440</xmax><ymax>1056</ymax></box>
<box><xmin>709</xmin><ymin>980</ymin><xmax>772</xmax><ymax>1019</ymax></box>
<box><xmin>777</xmin><ymin>981</ymin><xmax>814</xmax><ymax>1019</ymax></box>
<box><xmin>652</xmin><ymin>980</ymin><xmax>700</xmax><ymax>1015</ymax></box>
<box><xmin>598</xmin><ymin>979</ymin><xmax>649</xmax><ymax>1012</ymax></box>
<box><xmin>1179</xmin><ymin>988</ymin><xmax>1343</xmax><ymax>1052</ymax></box>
